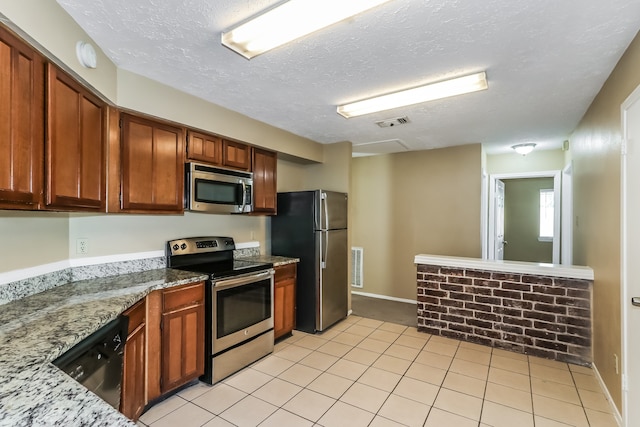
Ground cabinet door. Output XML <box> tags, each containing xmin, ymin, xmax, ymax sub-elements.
<box><xmin>120</xmin><ymin>113</ymin><xmax>184</xmax><ymax>213</ymax></box>
<box><xmin>121</xmin><ymin>299</ymin><xmax>146</xmax><ymax>421</ymax></box>
<box><xmin>252</xmin><ymin>148</ymin><xmax>277</xmax><ymax>214</ymax></box>
<box><xmin>222</xmin><ymin>139</ymin><xmax>250</xmax><ymax>170</ymax></box>
<box><xmin>161</xmin><ymin>304</ymin><xmax>205</xmax><ymax>392</ymax></box>
<box><xmin>0</xmin><ymin>26</ymin><xmax>44</xmax><ymax>210</ymax></box>
<box><xmin>274</xmin><ymin>264</ymin><xmax>296</xmax><ymax>339</ymax></box>
<box><xmin>161</xmin><ymin>282</ymin><xmax>205</xmax><ymax>393</ymax></box>
<box><xmin>46</xmin><ymin>64</ymin><xmax>106</xmax><ymax>211</ymax></box>
<box><xmin>187</xmin><ymin>131</ymin><xmax>222</xmax><ymax>164</ymax></box>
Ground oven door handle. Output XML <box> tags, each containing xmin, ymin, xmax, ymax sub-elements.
<box><xmin>213</xmin><ymin>270</ymin><xmax>274</xmax><ymax>290</ymax></box>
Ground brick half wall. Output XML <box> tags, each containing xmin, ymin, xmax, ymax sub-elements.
<box><xmin>417</xmin><ymin>264</ymin><xmax>593</xmax><ymax>366</ymax></box>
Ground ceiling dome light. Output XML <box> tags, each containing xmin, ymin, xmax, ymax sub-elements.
<box><xmin>512</xmin><ymin>143</ymin><xmax>536</xmax><ymax>155</ymax></box>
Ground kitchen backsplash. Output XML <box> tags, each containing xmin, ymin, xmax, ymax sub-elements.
<box><xmin>0</xmin><ymin>268</ymin><xmax>72</xmax><ymax>306</ymax></box>
<box><xmin>234</xmin><ymin>247</ymin><xmax>261</xmax><ymax>258</ymax></box>
<box><xmin>0</xmin><ymin>242</ymin><xmax>262</xmax><ymax>306</ymax></box>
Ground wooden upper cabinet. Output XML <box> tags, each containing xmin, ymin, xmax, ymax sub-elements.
<box><xmin>222</xmin><ymin>139</ymin><xmax>251</xmax><ymax>170</ymax></box>
<box><xmin>119</xmin><ymin>113</ymin><xmax>184</xmax><ymax>213</ymax></box>
<box><xmin>46</xmin><ymin>64</ymin><xmax>106</xmax><ymax>211</ymax></box>
<box><xmin>252</xmin><ymin>148</ymin><xmax>277</xmax><ymax>214</ymax></box>
<box><xmin>187</xmin><ymin>131</ymin><xmax>222</xmax><ymax>165</ymax></box>
<box><xmin>0</xmin><ymin>26</ymin><xmax>44</xmax><ymax>210</ymax></box>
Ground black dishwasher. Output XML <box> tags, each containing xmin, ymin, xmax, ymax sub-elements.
<box><xmin>53</xmin><ymin>316</ymin><xmax>129</xmax><ymax>410</ymax></box>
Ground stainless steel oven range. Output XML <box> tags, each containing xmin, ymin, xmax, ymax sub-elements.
<box><xmin>166</xmin><ymin>236</ymin><xmax>274</xmax><ymax>384</ymax></box>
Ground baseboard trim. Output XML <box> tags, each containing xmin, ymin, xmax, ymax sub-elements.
<box><xmin>591</xmin><ymin>362</ymin><xmax>623</xmax><ymax>426</ymax></box>
<box><xmin>351</xmin><ymin>291</ymin><xmax>417</xmax><ymax>305</ymax></box>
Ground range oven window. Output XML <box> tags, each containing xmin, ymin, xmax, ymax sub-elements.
<box><xmin>215</xmin><ymin>278</ymin><xmax>271</xmax><ymax>338</ymax></box>
<box><xmin>195</xmin><ymin>178</ymin><xmax>246</xmax><ymax>205</ymax></box>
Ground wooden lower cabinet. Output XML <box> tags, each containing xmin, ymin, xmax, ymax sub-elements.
<box><xmin>146</xmin><ymin>282</ymin><xmax>206</xmax><ymax>400</ymax></box>
<box><xmin>274</xmin><ymin>263</ymin><xmax>297</xmax><ymax>340</ymax></box>
<box><xmin>159</xmin><ymin>282</ymin><xmax>205</xmax><ymax>394</ymax></box>
<box><xmin>120</xmin><ymin>299</ymin><xmax>146</xmax><ymax>421</ymax></box>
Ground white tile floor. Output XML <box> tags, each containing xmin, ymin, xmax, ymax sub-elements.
<box><xmin>137</xmin><ymin>315</ymin><xmax>618</xmax><ymax>427</ymax></box>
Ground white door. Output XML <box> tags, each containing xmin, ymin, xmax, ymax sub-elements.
<box><xmin>622</xmin><ymin>84</ymin><xmax>640</xmax><ymax>427</ymax></box>
<box><xmin>495</xmin><ymin>179</ymin><xmax>505</xmax><ymax>260</ymax></box>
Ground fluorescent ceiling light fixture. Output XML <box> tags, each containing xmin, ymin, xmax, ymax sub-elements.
<box><xmin>512</xmin><ymin>143</ymin><xmax>536</xmax><ymax>155</ymax></box>
<box><xmin>337</xmin><ymin>72</ymin><xmax>488</xmax><ymax>118</ymax></box>
<box><xmin>222</xmin><ymin>0</ymin><xmax>391</xmax><ymax>59</ymax></box>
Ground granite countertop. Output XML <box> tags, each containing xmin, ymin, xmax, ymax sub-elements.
<box><xmin>0</xmin><ymin>268</ymin><xmax>207</xmax><ymax>427</ymax></box>
<box><xmin>238</xmin><ymin>255</ymin><xmax>299</xmax><ymax>267</ymax></box>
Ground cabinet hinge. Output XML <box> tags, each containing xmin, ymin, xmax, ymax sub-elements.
<box><xmin>160</xmin><ymin>318</ymin><xmax>163</xmax><ymax>331</ymax></box>
<box><xmin>159</xmin><ymin>376</ymin><xmax>163</xmax><ymax>389</ymax></box>
<box><xmin>119</xmin><ymin>118</ymin><xmax>123</xmax><ymax>128</ymax></box>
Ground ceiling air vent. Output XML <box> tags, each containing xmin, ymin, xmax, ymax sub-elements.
<box><xmin>375</xmin><ymin>116</ymin><xmax>411</xmax><ymax>128</ymax></box>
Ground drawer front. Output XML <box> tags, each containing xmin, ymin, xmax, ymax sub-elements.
<box><xmin>124</xmin><ymin>299</ymin><xmax>146</xmax><ymax>334</ymax></box>
<box><xmin>163</xmin><ymin>282</ymin><xmax>205</xmax><ymax>312</ymax></box>
<box><xmin>274</xmin><ymin>263</ymin><xmax>296</xmax><ymax>282</ymax></box>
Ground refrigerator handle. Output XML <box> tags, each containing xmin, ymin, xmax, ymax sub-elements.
<box><xmin>321</xmin><ymin>192</ymin><xmax>329</xmax><ymax>230</ymax></box>
<box><xmin>321</xmin><ymin>230</ymin><xmax>328</xmax><ymax>269</ymax></box>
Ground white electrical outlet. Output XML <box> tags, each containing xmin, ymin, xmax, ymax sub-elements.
<box><xmin>76</xmin><ymin>238</ymin><xmax>89</xmax><ymax>254</ymax></box>
<box><xmin>614</xmin><ymin>354</ymin><xmax>619</xmax><ymax>374</ymax></box>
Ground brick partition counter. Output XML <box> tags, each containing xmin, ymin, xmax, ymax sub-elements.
<box><xmin>415</xmin><ymin>255</ymin><xmax>594</xmax><ymax>366</ymax></box>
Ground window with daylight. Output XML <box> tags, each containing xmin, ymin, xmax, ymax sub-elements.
<box><xmin>539</xmin><ymin>189</ymin><xmax>554</xmax><ymax>241</ymax></box>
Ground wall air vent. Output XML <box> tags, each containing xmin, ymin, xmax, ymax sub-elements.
<box><xmin>375</xmin><ymin>116</ymin><xmax>411</xmax><ymax>128</ymax></box>
<box><xmin>351</xmin><ymin>247</ymin><xmax>363</xmax><ymax>288</ymax></box>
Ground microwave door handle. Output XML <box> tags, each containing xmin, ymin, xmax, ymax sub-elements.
<box><xmin>240</xmin><ymin>181</ymin><xmax>247</xmax><ymax>213</ymax></box>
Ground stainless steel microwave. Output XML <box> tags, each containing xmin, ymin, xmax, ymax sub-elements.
<box><xmin>186</xmin><ymin>162</ymin><xmax>253</xmax><ymax>214</ymax></box>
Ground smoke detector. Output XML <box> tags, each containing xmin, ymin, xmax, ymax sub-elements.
<box><xmin>375</xmin><ymin>116</ymin><xmax>410</xmax><ymax>128</ymax></box>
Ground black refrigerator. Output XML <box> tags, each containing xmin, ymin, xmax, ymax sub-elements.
<box><xmin>271</xmin><ymin>190</ymin><xmax>348</xmax><ymax>333</ymax></box>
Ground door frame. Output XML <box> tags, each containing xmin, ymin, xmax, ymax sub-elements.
<box><xmin>620</xmin><ymin>82</ymin><xmax>640</xmax><ymax>427</ymax></box>
<box><xmin>487</xmin><ymin>170</ymin><xmax>561</xmax><ymax>263</ymax></box>
<box><xmin>561</xmin><ymin>162</ymin><xmax>573</xmax><ymax>265</ymax></box>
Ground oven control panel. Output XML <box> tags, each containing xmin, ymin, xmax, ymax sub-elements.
<box><xmin>167</xmin><ymin>236</ymin><xmax>235</xmax><ymax>255</ymax></box>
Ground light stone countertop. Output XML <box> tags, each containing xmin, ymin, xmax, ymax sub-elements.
<box><xmin>238</xmin><ymin>255</ymin><xmax>300</xmax><ymax>267</ymax></box>
<box><xmin>414</xmin><ymin>254</ymin><xmax>594</xmax><ymax>280</ymax></box>
<box><xmin>0</xmin><ymin>268</ymin><xmax>207</xmax><ymax>427</ymax></box>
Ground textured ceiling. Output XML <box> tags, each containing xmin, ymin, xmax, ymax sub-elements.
<box><xmin>56</xmin><ymin>0</ymin><xmax>640</xmax><ymax>155</ymax></box>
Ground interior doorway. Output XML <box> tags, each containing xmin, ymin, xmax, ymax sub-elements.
<box><xmin>621</xmin><ymin>82</ymin><xmax>640</xmax><ymax>427</ymax></box>
<box><xmin>487</xmin><ymin>171</ymin><xmax>561</xmax><ymax>264</ymax></box>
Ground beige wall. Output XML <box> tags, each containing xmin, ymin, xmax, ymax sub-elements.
<box><xmin>305</xmin><ymin>142</ymin><xmax>352</xmax><ymax>193</ymax></box>
<box><xmin>503</xmin><ymin>178</ymin><xmax>554</xmax><ymax>263</ymax></box>
<box><xmin>487</xmin><ymin>149</ymin><xmax>566</xmax><ymax>174</ymax></box>
<box><xmin>571</xmin><ymin>31</ymin><xmax>640</xmax><ymax>412</ymax></box>
<box><xmin>0</xmin><ymin>211</ymin><xmax>69</xmax><ymax>271</ymax></box>
<box><xmin>116</xmin><ymin>70</ymin><xmax>323</xmax><ymax>162</ymax></box>
<box><xmin>0</xmin><ymin>1</ymin><xmax>346</xmax><ymax>274</ymax></box>
<box><xmin>351</xmin><ymin>144</ymin><xmax>482</xmax><ymax>300</ymax></box>
<box><xmin>0</xmin><ymin>0</ymin><xmax>117</xmax><ymax>102</ymax></box>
